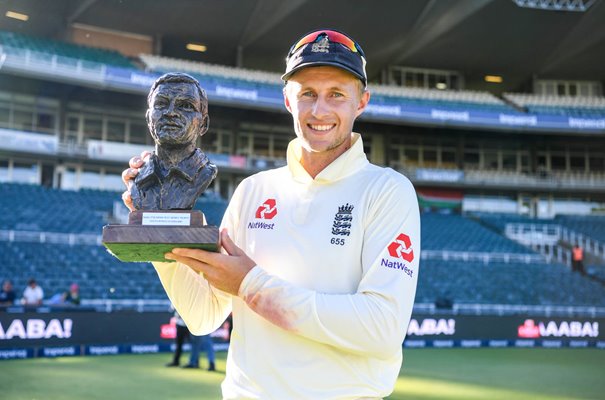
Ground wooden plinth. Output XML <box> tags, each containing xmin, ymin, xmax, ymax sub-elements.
<box><xmin>102</xmin><ymin>210</ymin><xmax>219</xmax><ymax>262</ymax></box>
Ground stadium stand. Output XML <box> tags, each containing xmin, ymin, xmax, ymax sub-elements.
<box><xmin>504</xmin><ymin>92</ymin><xmax>605</xmax><ymax>117</ymax></box>
<box><xmin>0</xmin><ymin>25</ymin><xmax>603</xmax><ymax>316</ymax></box>
<box><xmin>0</xmin><ymin>30</ymin><xmax>136</xmax><ymax>69</ymax></box>
<box><xmin>0</xmin><ymin>183</ymin><xmax>228</xmax><ymax>300</ymax></box>
<box><xmin>8</xmin><ymin>183</ymin><xmax>603</xmax><ymax>307</ymax></box>
<box><xmin>555</xmin><ymin>215</ymin><xmax>605</xmax><ymax>243</ymax></box>
<box><xmin>421</xmin><ymin>212</ymin><xmax>536</xmax><ymax>254</ymax></box>
<box><xmin>139</xmin><ymin>53</ymin><xmax>282</xmax><ymax>85</ymax></box>
<box><xmin>369</xmin><ymin>85</ymin><xmax>516</xmax><ymax>113</ymax></box>
<box><xmin>417</xmin><ymin>259</ymin><xmax>605</xmax><ymax>307</ymax></box>
<box><xmin>0</xmin><ymin>241</ymin><xmax>163</xmax><ymax>300</ymax></box>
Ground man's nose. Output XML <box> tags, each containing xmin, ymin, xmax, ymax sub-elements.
<box><xmin>311</xmin><ymin>96</ymin><xmax>330</xmax><ymax>118</ymax></box>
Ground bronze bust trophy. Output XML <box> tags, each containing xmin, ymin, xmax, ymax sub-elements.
<box><xmin>102</xmin><ymin>72</ymin><xmax>219</xmax><ymax>262</ymax></box>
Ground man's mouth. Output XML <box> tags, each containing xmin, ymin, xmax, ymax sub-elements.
<box><xmin>308</xmin><ymin>124</ymin><xmax>335</xmax><ymax>132</ymax></box>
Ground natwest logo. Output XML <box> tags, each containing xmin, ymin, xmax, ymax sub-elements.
<box><xmin>387</xmin><ymin>233</ymin><xmax>414</xmax><ymax>262</ymax></box>
<box><xmin>518</xmin><ymin>319</ymin><xmax>599</xmax><ymax>338</ymax></box>
<box><xmin>518</xmin><ymin>319</ymin><xmax>540</xmax><ymax>338</ymax></box>
<box><xmin>255</xmin><ymin>199</ymin><xmax>277</xmax><ymax>220</ymax></box>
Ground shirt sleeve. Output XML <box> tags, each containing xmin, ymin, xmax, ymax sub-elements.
<box><xmin>152</xmin><ymin>261</ymin><xmax>232</xmax><ymax>335</ymax></box>
<box><xmin>238</xmin><ymin>176</ymin><xmax>420</xmax><ymax>359</ymax></box>
<box><xmin>150</xmin><ymin>186</ymin><xmax>244</xmax><ymax>335</ymax></box>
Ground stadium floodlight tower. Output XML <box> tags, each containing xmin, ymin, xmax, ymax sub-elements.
<box><xmin>512</xmin><ymin>0</ymin><xmax>596</xmax><ymax>11</ymax></box>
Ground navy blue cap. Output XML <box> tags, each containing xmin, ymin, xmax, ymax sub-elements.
<box><xmin>282</xmin><ymin>30</ymin><xmax>367</xmax><ymax>86</ymax></box>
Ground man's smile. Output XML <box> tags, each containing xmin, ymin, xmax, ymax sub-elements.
<box><xmin>308</xmin><ymin>123</ymin><xmax>336</xmax><ymax>132</ymax></box>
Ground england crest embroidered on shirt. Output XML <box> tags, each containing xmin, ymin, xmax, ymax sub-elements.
<box><xmin>332</xmin><ymin>203</ymin><xmax>353</xmax><ymax>236</ymax></box>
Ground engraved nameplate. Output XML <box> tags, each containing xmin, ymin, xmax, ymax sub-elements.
<box><xmin>142</xmin><ymin>212</ymin><xmax>191</xmax><ymax>226</ymax></box>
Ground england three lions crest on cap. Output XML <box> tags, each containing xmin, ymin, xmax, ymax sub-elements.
<box><xmin>311</xmin><ymin>35</ymin><xmax>330</xmax><ymax>53</ymax></box>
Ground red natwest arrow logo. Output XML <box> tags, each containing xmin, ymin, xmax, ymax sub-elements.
<box><xmin>387</xmin><ymin>233</ymin><xmax>414</xmax><ymax>262</ymax></box>
<box><xmin>255</xmin><ymin>199</ymin><xmax>277</xmax><ymax>219</ymax></box>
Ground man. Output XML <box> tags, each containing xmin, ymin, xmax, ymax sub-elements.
<box><xmin>21</xmin><ymin>278</ymin><xmax>44</xmax><ymax>306</ymax></box>
<box><xmin>128</xmin><ymin>72</ymin><xmax>217</xmax><ymax>210</ymax></box>
<box><xmin>124</xmin><ymin>29</ymin><xmax>420</xmax><ymax>399</ymax></box>
<box><xmin>572</xmin><ymin>244</ymin><xmax>585</xmax><ymax>275</ymax></box>
<box><xmin>0</xmin><ymin>279</ymin><xmax>16</xmax><ymax>306</ymax></box>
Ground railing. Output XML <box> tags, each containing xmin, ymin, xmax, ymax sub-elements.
<box><xmin>0</xmin><ymin>45</ymin><xmax>107</xmax><ymax>83</ymax></box>
<box><xmin>82</xmin><ymin>299</ymin><xmax>170</xmax><ymax>312</ymax></box>
<box><xmin>505</xmin><ymin>222</ymin><xmax>605</xmax><ymax>264</ymax></box>
<box><xmin>395</xmin><ymin>165</ymin><xmax>605</xmax><ymax>190</ymax></box>
<box><xmin>421</xmin><ymin>250</ymin><xmax>544</xmax><ymax>264</ymax></box>
<box><xmin>0</xmin><ymin>229</ymin><xmax>101</xmax><ymax>246</ymax></box>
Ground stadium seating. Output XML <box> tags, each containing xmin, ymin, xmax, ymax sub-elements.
<box><xmin>369</xmin><ymin>85</ymin><xmax>516</xmax><ymax>113</ymax></box>
<box><xmin>555</xmin><ymin>215</ymin><xmax>605</xmax><ymax>243</ymax></box>
<box><xmin>0</xmin><ymin>183</ymin><xmax>229</xmax><ymax>300</ymax></box>
<box><xmin>0</xmin><ymin>30</ymin><xmax>136</xmax><ymax>69</ymax></box>
<box><xmin>0</xmin><ymin>183</ymin><xmax>227</xmax><ymax>233</ymax></box>
<box><xmin>140</xmin><ymin>53</ymin><xmax>282</xmax><ymax>85</ymax></box>
<box><xmin>504</xmin><ymin>93</ymin><xmax>605</xmax><ymax>117</ymax></box>
<box><xmin>0</xmin><ymin>241</ymin><xmax>164</xmax><ymax>300</ymax></box>
<box><xmin>421</xmin><ymin>212</ymin><xmax>534</xmax><ymax>254</ymax></box>
<box><xmin>417</xmin><ymin>259</ymin><xmax>605</xmax><ymax>307</ymax></box>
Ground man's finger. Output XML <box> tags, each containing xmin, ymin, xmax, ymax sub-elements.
<box><xmin>220</xmin><ymin>229</ymin><xmax>243</xmax><ymax>257</ymax></box>
<box><xmin>165</xmin><ymin>252</ymin><xmax>211</xmax><ymax>274</ymax></box>
<box><xmin>171</xmin><ymin>247</ymin><xmax>221</xmax><ymax>265</ymax></box>
<box><xmin>141</xmin><ymin>150</ymin><xmax>152</xmax><ymax>161</ymax></box>
<box><xmin>129</xmin><ymin>155</ymin><xmax>145</xmax><ymax>169</ymax></box>
<box><xmin>122</xmin><ymin>191</ymin><xmax>134</xmax><ymax>212</ymax></box>
<box><xmin>121</xmin><ymin>168</ymin><xmax>139</xmax><ymax>188</ymax></box>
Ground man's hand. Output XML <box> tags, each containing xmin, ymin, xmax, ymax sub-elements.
<box><xmin>121</xmin><ymin>150</ymin><xmax>152</xmax><ymax>211</ymax></box>
<box><xmin>165</xmin><ymin>229</ymin><xmax>256</xmax><ymax>296</ymax></box>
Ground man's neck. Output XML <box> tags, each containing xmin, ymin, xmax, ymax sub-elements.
<box><xmin>155</xmin><ymin>144</ymin><xmax>196</xmax><ymax>169</ymax></box>
<box><xmin>300</xmin><ymin>145</ymin><xmax>351</xmax><ymax>179</ymax></box>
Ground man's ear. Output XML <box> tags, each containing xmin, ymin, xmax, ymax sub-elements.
<box><xmin>355</xmin><ymin>90</ymin><xmax>371</xmax><ymax>118</ymax></box>
<box><xmin>199</xmin><ymin>114</ymin><xmax>210</xmax><ymax>136</ymax></box>
<box><xmin>283</xmin><ymin>87</ymin><xmax>293</xmax><ymax>114</ymax></box>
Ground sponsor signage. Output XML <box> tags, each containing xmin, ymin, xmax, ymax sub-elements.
<box><xmin>404</xmin><ymin>315</ymin><xmax>605</xmax><ymax>348</ymax></box>
<box><xmin>0</xmin><ymin>311</ymin><xmax>172</xmax><ymax>347</ymax></box>
<box><xmin>0</xmin><ymin>310</ymin><xmax>231</xmax><ymax>359</ymax></box>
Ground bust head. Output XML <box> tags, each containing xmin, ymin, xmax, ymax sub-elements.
<box><xmin>146</xmin><ymin>72</ymin><xmax>210</xmax><ymax>149</ymax></box>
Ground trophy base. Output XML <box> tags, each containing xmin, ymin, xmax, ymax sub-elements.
<box><xmin>102</xmin><ymin>210</ymin><xmax>219</xmax><ymax>262</ymax></box>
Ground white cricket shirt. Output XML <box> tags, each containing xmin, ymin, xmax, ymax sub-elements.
<box><xmin>154</xmin><ymin>133</ymin><xmax>420</xmax><ymax>399</ymax></box>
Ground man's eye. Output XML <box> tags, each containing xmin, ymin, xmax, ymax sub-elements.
<box><xmin>180</xmin><ymin>103</ymin><xmax>194</xmax><ymax>110</ymax></box>
<box><xmin>301</xmin><ymin>91</ymin><xmax>315</xmax><ymax>98</ymax></box>
<box><xmin>332</xmin><ymin>92</ymin><xmax>344</xmax><ymax>98</ymax></box>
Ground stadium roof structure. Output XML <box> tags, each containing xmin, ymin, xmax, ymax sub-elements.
<box><xmin>1</xmin><ymin>0</ymin><xmax>604</xmax><ymax>91</ymax></box>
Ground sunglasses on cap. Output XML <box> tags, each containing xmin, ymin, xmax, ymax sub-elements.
<box><xmin>287</xmin><ymin>29</ymin><xmax>366</xmax><ymax>59</ymax></box>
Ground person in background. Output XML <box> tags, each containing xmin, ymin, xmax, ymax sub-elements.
<box><xmin>21</xmin><ymin>278</ymin><xmax>44</xmax><ymax>306</ymax></box>
<box><xmin>166</xmin><ymin>307</ymin><xmax>190</xmax><ymax>367</ymax></box>
<box><xmin>0</xmin><ymin>279</ymin><xmax>16</xmax><ymax>306</ymax></box>
<box><xmin>572</xmin><ymin>244</ymin><xmax>586</xmax><ymax>275</ymax></box>
<box><xmin>65</xmin><ymin>283</ymin><xmax>81</xmax><ymax>305</ymax></box>
<box><xmin>188</xmin><ymin>332</ymin><xmax>216</xmax><ymax>371</ymax></box>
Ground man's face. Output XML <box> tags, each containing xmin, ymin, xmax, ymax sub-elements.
<box><xmin>284</xmin><ymin>66</ymin><xmax>369</xmax><ymax>160</ymax></box>
<box><xmin>146</xmin><ymin>82</ymin><xmax>207</xmax><ymax>148</ymax></box>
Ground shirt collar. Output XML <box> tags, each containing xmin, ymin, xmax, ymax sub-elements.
<box><xmin>286</xmin><ymin>133</ymin><xmax>369</xmax><ymax>184</ymax></box>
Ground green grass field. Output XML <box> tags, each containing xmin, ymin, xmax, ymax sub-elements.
<box><xmin>0</xmin><ymin>348</ymin><xmax>603</xmax><ymax>399</ymax></box>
